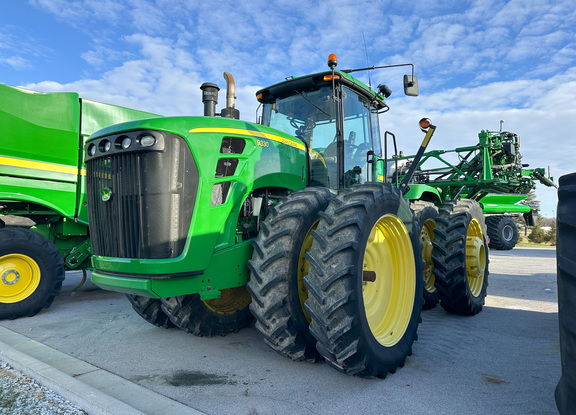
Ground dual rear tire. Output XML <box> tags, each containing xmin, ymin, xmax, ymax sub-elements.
<box><xmin>304</xmin><ymin>184</ymin><xmax>424</xmax><ymax>378</ymax></box>
<box><xmin>248</xmin><ymin>184</ymin><xmax>424</xmax><ymax>377</ymax></box>
<box><xmin>432</xmin><ymin>199</ymin><xmax>489</xmax><ymax>315</ymax></box>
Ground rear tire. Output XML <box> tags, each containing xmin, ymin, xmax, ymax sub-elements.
<box><xmin>304</xmin><ymin>183</ymin><xmax>423</xmax><ymax>378</ymax></box>
<box><xmin>412</xmin><ymin>201</ymin><xmax>439</xmax><ymax>309</ymax></box>
<box><xmin>432</xmin><ymin>199</ymin><xmax>489</xmax><ymax>315</ymax></box>
<box><xmin>247</xmin><ymin>187</ymin><xmax>332</xmax><ymax>361</ymax></box>
<box><xmin>486</xmin><ymin>215</ymin><xmax>518</xmax><ymax>250</ymax></box>
<box><xmin>126</xmin><ymin>295</ymin><xmax>175</xmax><ymax>328</ymax></box>
<box><xmin>0</xmin><ymin>228</ymin><xmax>65</xmax><ymax>319</ymax></box>
<box><xmin>556</xmin><ymin>172</ymin><xmax>576</xmax><ymax>415</ymax></box>
<box><xmin>160</xmin><ymin>287</ymin><xmax>253</xmax><ymax>337</ymax></box>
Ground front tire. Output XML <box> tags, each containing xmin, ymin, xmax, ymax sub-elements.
<box><xmin>160</xmin><ymin>287</ymin><xmax>253</xmax><ymax>337</ymax></box>
<box><xmin>0</xmin><ymin>228</ymin><xmax>65</xmax><ymax>319</ymax></box>
<box><xmin>247</xmin><ymin>187</ymin><xmax>332</xmax><ymax>361</ymax></box>
<box><xmin>304</xmin><ymin>183</ymin><xmax>423</xmax><ymax>378</ymax></box>
<box><xmin>126</xmin><ymin>295</ymin><xmax>175</xmax><ymax>328</ymax></box>
<box><xmin>432</xmin><ymin>199</ymin><xmax>489</xmax><ymax>315</ymax></box>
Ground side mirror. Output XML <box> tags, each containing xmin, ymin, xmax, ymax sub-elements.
<box><xmin>403</xmin><ymin>75</ymin><xmax>419</xmax><ymax>96</ymax></box>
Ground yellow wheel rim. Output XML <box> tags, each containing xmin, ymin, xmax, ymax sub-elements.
<box><xmin>204</xmin><ymin>287</ymin><xmax>252</xmax><ymax>315</ymax></box>
<box><xmin>362</xmin><ymin>214</ymin><xmax>416</xmax><ymax>347</ymax></box>
<box><xmin>420</xmin><ymin>218</ymin><xmax>436</xmax><ymax>294</ymax></box>
<box><xmin>297</xmin><ymin>220</ymin><xmax>320</xmax><ymax>323</ymax></box>
<box><xmin>0</xmin><ymin>254</ymin><xmax>41</xmax><ymax>303</ymax></box>
<box><xmin>465</xmin><ymin>218</ymin><xmax>486</xmax><ymax>297</ymax></box>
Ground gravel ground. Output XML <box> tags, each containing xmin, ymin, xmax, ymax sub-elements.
<box><xmin>0</xmin><ymin>361</ymin><xmax>87</xmax><ymax>415</ymax></box>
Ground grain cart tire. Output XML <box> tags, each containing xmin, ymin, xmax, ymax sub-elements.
<box><xmin>304</xmin><ymin>183</ymin><xmax>423</xmax><ymax>378</ymax></box>
<box><xmin>432</xmin><ymin>199</ymin><xmax>489</xmax><ymax>316</ymax></box>
<box><xmin>126</xmin><ymin>295</ymin><xmax>175</xmax><ymax>328</ymax></box>
<box><xmin>0</xmin><ymin>227</ymin><xmax>65</xmax><ymax>319</ymax></box>
<box><xmin>247</xmin><ymin>187</ymin><xmax>332</xmax><ymax>361</ymax></box>
<box><xmin>486</xmin><ymin>215</ymin><xmax>518</xmax><ymax>250</ymax></box>
<box><xmin>160</xmin><ymin>287</ymin><xmax>253</xmax><ymax>337</ymax></box>
<box><xmin>555</xmin><ymin>172</ymin><xmax>576</xmax><ymax>415</ymax></box>
<box><xmin>411</xmin><ymin>201</ymin><xmax>439</xmax><ymax>309</ymax></box>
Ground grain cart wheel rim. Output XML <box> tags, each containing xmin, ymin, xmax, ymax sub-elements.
<box><xmin>297</xmin><ymin>220</ymin><xmax>319</xmax><ymax>323</ymax></box>
<box><xmin>0</xmin><ymin>254</ymin><xmax>41</xmax><ymax>303</ymax></box>
<box><xmin>421</xmin><ymin>218</ymin><xmax>436</xmax><ymax>295</ymax></box>
<box><xmin>363</xmin><ymin>214</ymin><xmax>415</xmax><ymax>347</ymax></box>
<box><xmin>466</xmin><ymin>218</ymin><xmax>487</xmax><ymax>297</ymax></box>
<box><xmin>0</xmin><ymin>228</ymin><xmax>65</xmax><ymax>320</ymax></box>
<box><xmin>204</xmin><ymin>287</ymin><xmax>252</xmax><ymax>314</ymax></box>
<box><xmin>502</xmin><ymin>224</ymin><xmax>514</xmax><ymax>242</ymax></box>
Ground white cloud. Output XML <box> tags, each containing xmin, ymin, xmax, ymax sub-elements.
<box><xmin>1</xmin><ymin>56</ymin><xmax>30</xmax><ymax>70</ymax></box>
<box><xmin>13</xmin><ymin>0</ymin><xmax>576</xmax><ymax>217</ymax></box>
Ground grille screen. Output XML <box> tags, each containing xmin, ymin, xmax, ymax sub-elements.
<box><xmin>86</xmin><ymin>134</ymin><xmax>198</xmax><ymax>259</ymax></box>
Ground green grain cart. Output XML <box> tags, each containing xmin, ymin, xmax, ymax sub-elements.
<box><xmin>0</xmin><ymin>83</ymin><xmax>160</xmax><ymax>319</ymax></box>
<box><xmin>84</xmin><ymin>56</ymin><xmax>489</xmax><ymax>378</ymax></box>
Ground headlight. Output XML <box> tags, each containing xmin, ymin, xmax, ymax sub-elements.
<box><xmin>99</xmin><ymin>140</ymin><xmax>111</xmax><ymax>153</ymax></box>
<box><xmin>139</xmin><ymin>134</ymin><xmax>156</xmax><ymax>147</ymax></box>
<box><xmin>122</xmin><ymin>137</ymin><xmax>132</xmax><ymax>149</ymax></box>
<box><xmin>87</xmin><ymin>143</ymin><xmax>96</xmax><ymax>157</ymax></box>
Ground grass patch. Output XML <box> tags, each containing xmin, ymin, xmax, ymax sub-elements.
<box><xmin>515</xmin><ymin>239</ymin><xmax>556</xmax><ymax>249</ymax></box>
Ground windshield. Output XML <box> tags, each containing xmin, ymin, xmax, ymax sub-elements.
<box><xmin>261</xmin><ymin>84</ymin><xmax>381</xmax><ymax>189</ymax></box>
<box><xmin>262</xmin><ymin>86</ymin><xmax>336</xmax><ymax>151</ymax></box>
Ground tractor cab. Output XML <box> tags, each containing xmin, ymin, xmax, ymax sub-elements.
<box><xmin>256</xmin><ymin>54</ymin><xmax>418</xmax><ymax>191</ymax></box>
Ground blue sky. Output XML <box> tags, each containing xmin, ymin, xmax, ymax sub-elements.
<box><xmin>2</xmin><ymin>0</ymin><xmax>575</xmax><ymax>217</ymax></box>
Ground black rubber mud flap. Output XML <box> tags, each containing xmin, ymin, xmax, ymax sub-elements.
<box><xmin>556</xmin><ymin>172</ymin><xmax>576</xmax><ymax>415</ymax></box>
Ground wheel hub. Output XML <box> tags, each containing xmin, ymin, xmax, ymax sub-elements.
<box><xmin>2</xmin><ymin>269</ymin><xmax>20</xmax><ymax>285</ymax></box>
<box><xmin>0</xmin><ymin>254</ymin><xmax>41</xmax><ymax>303</ymax></box>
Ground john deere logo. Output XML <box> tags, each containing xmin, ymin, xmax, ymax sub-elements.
<box><xmin>100</xmin><ymin>187</ymin><xmax>112</xmax><ymax>202</ymax></box>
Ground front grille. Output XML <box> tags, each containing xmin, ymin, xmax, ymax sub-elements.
<box><xmin>86</xmin><ymin>133</ymin><xmax>198</xmax><ymax>259</ymax></box>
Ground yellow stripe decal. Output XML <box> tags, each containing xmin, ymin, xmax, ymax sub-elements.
<box><xmin>0</xmin><ymin>156</ymin><xmax>86</xmax><ymax>176</ymax></box>
<box><xmin>188</xmin><ymin>127</ymin><xmax>306</xmax><ymax>151</ymax></box>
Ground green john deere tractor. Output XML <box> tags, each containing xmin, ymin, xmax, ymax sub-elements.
<box><xmin>0</xmin><ymin>82</ymin><xmax>160</xmax><ymax>319</ymax></box>
<box><xmin>85</xmin><ymin>55</ymin><xmax>489</xmax><ymax>378</ymax></box>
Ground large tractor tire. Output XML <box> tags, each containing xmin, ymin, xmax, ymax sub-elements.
<box><xmin>411</xmin><ymin>201</ymin><xmax>439</xmax><ymax>309</ymax></box>
<box><xmin>432</xmin><ymin>199</ymin><xmax>489</xmax><ymax>315</ymax></box>
<box><xmin>0</xmin><ymin>227</ymin><xmax>65</xmax><ymax>319</ymax></box>
<box><xmin>126</xmin><ymin>295</ymin><xmax>175</xmax><ymax>328</ymax></box>
<box><xmin>486</xmin><ymin>215</ymin><xmax>519</xmax><ymax>250</ymax></box>
<box><xmin>247</xmin><ymin>187</ymin><xmax>332</xmax><ymax>361</ymax></box>
<box><xmin>304</xmin><ymin>183</ymin><xmax>423</xmax><ymax>378</ymax></box>
<box><xmin>160</xmin><ymin>286</ymin><xmax>253</xmax><ymax>337</ymax></box>
<box><xmin>556</xmin><ymin>172</ymin><xmax>576</xmax><ymax>415</ymax></box>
